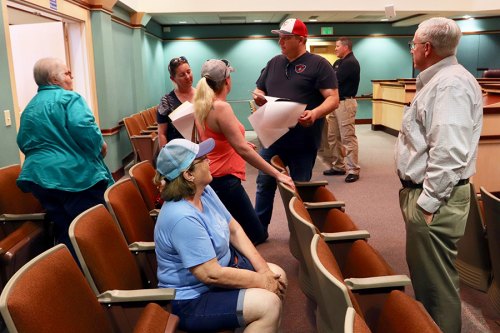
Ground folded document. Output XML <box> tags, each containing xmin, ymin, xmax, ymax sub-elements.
<box><xmin>248</xmin><ymin>96</ymin><xmax>306</xmax><ymax>148</ymax></box>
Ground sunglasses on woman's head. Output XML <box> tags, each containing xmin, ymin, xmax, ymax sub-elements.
<box><xmin>168</xmin><ymin>56</ymin><xmax>188</xmax><ymax>75</ymax></box>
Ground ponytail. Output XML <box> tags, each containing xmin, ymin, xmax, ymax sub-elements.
<box><xmin>194</xmin><ymin>77</ymin><xmax>215</xmax><ymax>130</ymax></box>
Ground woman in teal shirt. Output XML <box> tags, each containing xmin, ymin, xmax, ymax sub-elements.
<box><xmin>17</xmin><ymin>57</ymin><xmax>114</xmax><ymax>258</ymax></box>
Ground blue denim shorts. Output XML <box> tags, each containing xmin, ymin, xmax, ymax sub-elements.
<box><xmin>172</xmin><ymin>246</ymin><xmax>255</xmax><ymax>332</ymax></box>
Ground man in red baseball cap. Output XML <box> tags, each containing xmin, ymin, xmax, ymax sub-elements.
<box><xmin>252</xmin><ymin>18</ymin><xmax>339</xmax><ymax>231</ymax></box>
<box><xmin>271</xmin><ymin>18</ymin><xmax>308</xmax><ymax>37</ymax></box>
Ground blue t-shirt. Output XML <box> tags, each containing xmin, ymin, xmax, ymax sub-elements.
<box><xmin>155</xmin><ymin>186</ymin><xmax>232</xmax><ymax>300</ymax></box>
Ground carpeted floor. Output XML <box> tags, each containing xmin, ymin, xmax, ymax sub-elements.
<box><xmin>245</xmin><ymin>125</ymin><xmax>500</xmax><ymax>333</ymax></box>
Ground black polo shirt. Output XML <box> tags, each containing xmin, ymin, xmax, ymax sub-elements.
<box><xmin>332</xmin><ymin>52</ymin><xmax>360</xmax><ymax>100</ymax></box>
<box><xmin>256</xmin><ymin>52</ymin><xmax>337</xmax><ymax>150</ymax></box>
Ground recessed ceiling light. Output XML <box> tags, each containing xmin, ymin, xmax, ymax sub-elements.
<box><xmin>380</xmin><ymin>18</ymin><xmax>389</xmax><ymax>22</ymax></box>
<box><xmin>308</xmin><ymin>19</ymin><xmax>318</xmax><ymax>22</ymax></box>
<box><xmin>463</xmin><ymin>15</ymin><xmax>474</xmax><ymax>20</ymax></box>
<box><xmin>179</xmin><ymin>21</ymin><xmax>187</xmax><ymax>24</ymax></box>
<box><xmin>254</xmin><ymin>19</ymin><xmax>262</xmax><ymax>22</ymax></box>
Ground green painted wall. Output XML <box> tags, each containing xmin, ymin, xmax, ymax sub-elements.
<box><xmin>0</xmin><ymin>4</ymin><xmax>21</xmax><ymax>165</ymax></box>
<box><xmin>163</xmin><ymin>38</ymin><xmax>280</xmax><ymax>128</ymax></box>
<box><xmin>1</xmin><ymin>12</ymin><xmax>499</xmax><ymax>169</ymax></box>
<box><xmin>91</xmin><ymin>11</ymin><xmax>167</xmax><ymax>173</ymax></box>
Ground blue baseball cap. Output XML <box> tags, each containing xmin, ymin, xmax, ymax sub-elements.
<box><xmin>156</xmin><ymin>138</ymin><xmax>215</xmax><ymax>181</ymax></box>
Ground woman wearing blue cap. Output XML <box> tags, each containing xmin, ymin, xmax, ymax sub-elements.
<box><xmin>154</xmin><ymin>138</ymin><xmax>287</xmax><ymax>333</ymax></box>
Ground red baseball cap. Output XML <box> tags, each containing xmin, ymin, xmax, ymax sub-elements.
<box><xmin>271</xmin><ymin>18</ymin><xmax>308</xmax><ymax>37</ymax></box>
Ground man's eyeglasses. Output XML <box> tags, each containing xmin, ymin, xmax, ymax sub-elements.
<box><xmin>408</xmin><ymin>41</ymin><xmax>427</xmax><ymax>50</ymax></box>
<box><xmin>168</xmin><ymin>56</ymin><xmax>188</xmax><ymax>75</ymax></box>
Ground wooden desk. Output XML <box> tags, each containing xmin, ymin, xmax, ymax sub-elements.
<box><xmin>372</xmin><ymin>79</ymin><xmax>500</xmax><ymax>192</ymax></box>
<box><xmin>371</xmin><ymin>79</ymin><xmax>415</xmax><ymax>136</ymax></box>
<box><xmin>473</xmin><ymin>87</ymin><xmax>500</xmax><ymax>192</ymax></box>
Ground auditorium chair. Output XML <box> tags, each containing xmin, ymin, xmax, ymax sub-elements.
<box><xmin>0</xmin><ymin>222</ymin><xmax>46</xmax><ymax>292</ymax></box>
<box><xmin>123</xmin><ymin>116</ymin><xmax>159</xmax><ymax>164</ymax></box>
<box><xmin>69</xmin><ymin>204</ymin><xmax>177</xmax><ymax>332</ymax></box>
<box><xmin>343</xmin><ymin>291</ymin><xmax>441</xmax><ymax>333</ymax></box>
<box><xmin>271</xmin><ymin>155</ymin><xmax>344</xmax><ymax>203</ymax></box>
<box><xmin>276</xmin><ymin>177</ymin><xmax>345</xmax><ymax>260</ymax></box>
<box><xmin>456</xmin><ymin>183</ymin><xmax>491</xmax><ymax>292</ymax></box>
<box><xmin>0</xmin><ymin>244</ymin><xmax>178</xmax><ymax>333</ymax></box>
<box><xmin>132</xmin><ymin>113</ymin><xmax>156</xmax><ymax>135</ymax></box>
<box><xmin>272</xmin><ymin>157</ymin><xmax>345</xmax><ymax>260</ymax></box>
<box><xmin>0</xmin><ymin>164</ymin><xmax>46</xmax><ymax>235</ymax></box>
<box><xmin>139</xmin><ymin>108</ymin><xmax>158</xmax><ymax>131</ymax></box>
<box><xmin>0</xmin><ymin>165</ymin><xmax>51</xmax><ymax>294</ymax></box>
<box><xmin>105</xmin><ymin>178</ymin><xmax>157</xmax><ymax>287</ymax></box>
<box><xmin>289</xmin><ymin>196</ymin><xmax>371</xmax><ymax>300</ymax></box>
<box><xmin>129</xmin><ymin>160</ymin><xmax>161</xmax><ymax>216</ymax></box>
<box><xmin>483</xmin><ymin>69</ymin><xmax>500</xmax><ymax>78</ymax></box>
<box><xmin>310</xmin><ymin>234</ymin><xmax>412</xmax><ymax>332</ymax></box>
<box><xmin>480</xmin><ymin>186</ymin><xmax>500</xmax><ymax>314</ymax></box>
<box><xmin>147</xmin><ymin>106</ymin><xmax>158</xmax><ymax>125</ymax></box>
<box><xmin>270</xmin><ymin>155</ymin><xmax>287</xmax><ymax>173</ymax></box>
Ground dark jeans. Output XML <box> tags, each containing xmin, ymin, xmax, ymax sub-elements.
<box><xmin>255</xmin><ymin>146</ymin><xmax>317</xmax><ymax>228</ymax></box>
<box><xmin>210</xmin><ymin>175</ymin><xmax>268</xmax><ymax>245</ymax></box>
<box><xmin>28</xmin><ymin>180</ymin><xmax>109</xmax><ymax>259</ymax></box>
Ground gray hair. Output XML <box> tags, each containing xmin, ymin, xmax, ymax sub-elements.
<box><xmin>33</xmin><ymin>58</ymin><xmax>66</xmax><ymax>86</ymax></box>
<box><xmin>417</xmin><ymin>17</ymin><xmax>462</xmax><ymax>57</ymax></box>
<box><xmin>337</xmin><ymin>37</ymin><xmax>353</xmax><ymax>50</ymax></box>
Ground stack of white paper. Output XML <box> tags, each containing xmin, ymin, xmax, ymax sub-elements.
<box><xmin>248</xmin><ymin>96</ymin><xmax>306</xmax><ymax>148</ymax></box>
<box><xmin>168</xmin><ymin>101</ymin><xmax>194</xmax><ymax>140</ymax></box>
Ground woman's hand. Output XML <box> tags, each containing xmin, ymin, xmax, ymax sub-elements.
<box><xmin>276</xmin><ymin>173</ymin><xmax>295</xmax><ymax>190</ymax></box>
<box><xmin>247</xmin><ymin>142</ymin><xmax>257</xmax><ymax>151</ymax></box>
<box><xmin>261</xmin><ymin>269</ymin><xmax>287</xmax><ymax>300</ymax></box>
<box><xmin>100</xmin><ymin>142</ymin><xmax>108</xmax><ymax>158</ymax></box>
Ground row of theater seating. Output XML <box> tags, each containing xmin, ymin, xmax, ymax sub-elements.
<box><xmin>0</xmin><ymin>164</ymin><xmax>52</xmax><ymax>297</ymax></box>
<box><xmin>123</xmin><ymin>106</ymin><xmax>159</xmax><ymax>165</ymax></box>
<box><xmin>0</xmin><ymin>161</ymin><xmax>180</xmax><ymax>332</ymax></box>
<box><xmin>270</xmin><ymin>155</ymin><xmax>442</xmax><ymax>333</ymax></box>
<box><xmin>456</xmin><ymin>183</ymin><xmax>500</xmax><ymax>314</ymax></box>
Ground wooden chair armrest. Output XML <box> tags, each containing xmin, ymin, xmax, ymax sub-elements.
<box><xmin>294</xmin><ymin>180</ymin><xmax>329</xmax><ymax>187</ymax></box>
<box><xmin>128</xmin><ymin>242</ymin><xmax>155</xmax><ymax>251</ymax></box>
<box><xmin>97</xmin><ymin>288</ymin><xmax>175</xmax><ymax>303</ymax></box>
<box><xmin>304</xmin><ymin>201</ymin><xmax>345</xmax><ymax>209</ymax></box>
<box><xmin>322</xmin><ymin>230</ymin><xmax>370</xmax><ymax>241</ymax></box>
<box><xmin>345</xmin><ymin>275</ymin><xmax>411</xmax><ymax>290</ymax></box>
<box><xmin>0</xmin><ymin>213</ymin><xmax>46</xmax><ymax>221</ymax></box>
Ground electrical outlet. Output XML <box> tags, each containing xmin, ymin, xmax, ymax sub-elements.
<box><xmin>4</xmin><ymin>110</ymin><xmax>12</xmax><ymax>127</ymax></box>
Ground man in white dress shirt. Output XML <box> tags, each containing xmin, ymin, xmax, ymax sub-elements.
<box><xmin>395</xmin><ymin>17</ymin><xmax>483</xmax><ymax>333</ymax></box>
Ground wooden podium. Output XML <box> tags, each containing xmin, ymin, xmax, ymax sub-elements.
<box><xmin>372</xmin><ymin>79</ymin><xmax>500</xmax><ymax>192</ymax></box>
<box><xmin>474</xmin><ymin>84</ymin><xmax>500</xmax><ymax>192</ymax></box>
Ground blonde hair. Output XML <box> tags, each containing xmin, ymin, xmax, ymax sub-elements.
<box><xmin>194</xmin><ymin>76</ymin><xmax>226</xmax><ymax>130</ymax></box>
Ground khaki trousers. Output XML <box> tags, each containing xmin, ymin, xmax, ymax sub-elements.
<box><xmin>399</xmin><ymin>184</ymin><xmax>470</xmax><ymax>333</ymax></box>
<box><xmin>319</xmin><ymin>99</ymin><xmax>360</xmax><ymax>174</ymax></box>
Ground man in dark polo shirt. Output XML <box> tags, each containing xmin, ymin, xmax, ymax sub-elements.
<box><xmin>320</xmin><ymin>37</ymin><xmax>361</xmax><ymax>183</ymax></box>
<box><xmin>252</xmin><ymin>18</ymin><xmax>339</xmax><ymax>231</ymax></box>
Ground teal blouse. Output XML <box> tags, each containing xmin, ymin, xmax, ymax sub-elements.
<box><xmin>17</xmin><ymin>85</ymin><xmax>114</xmax><ymax>192</ymax></box>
